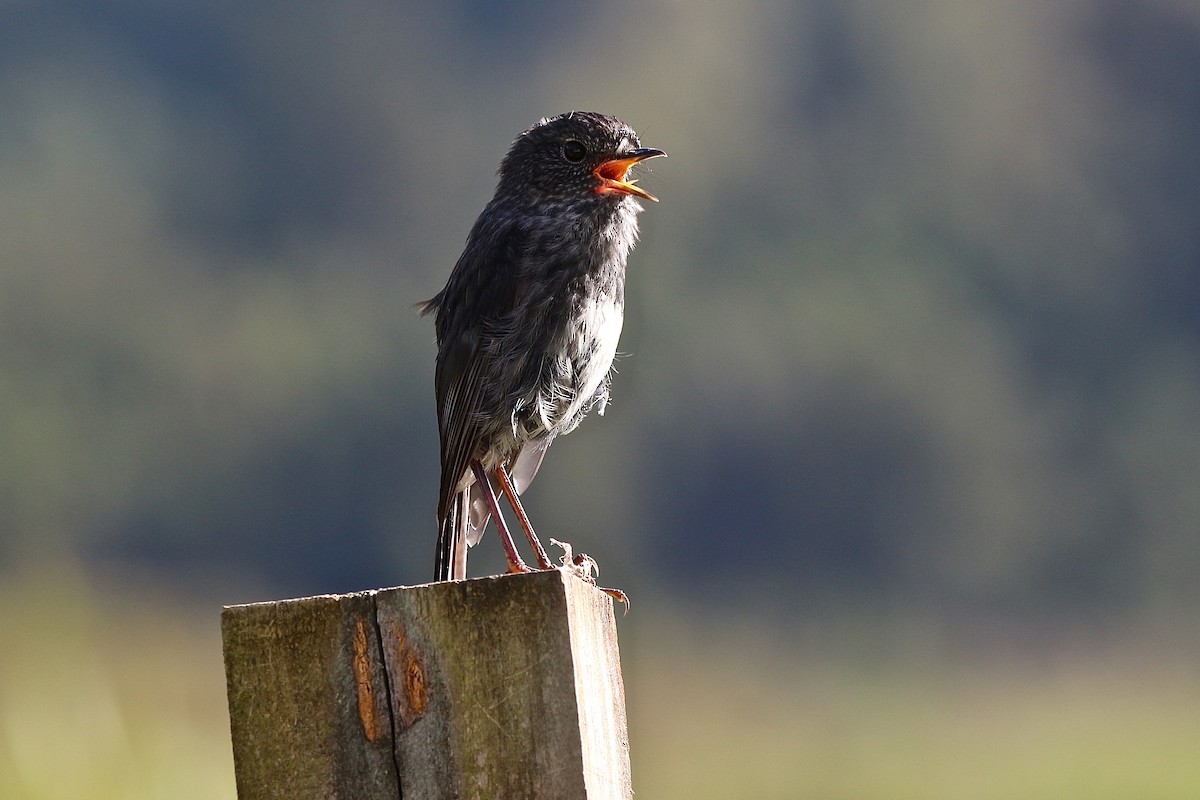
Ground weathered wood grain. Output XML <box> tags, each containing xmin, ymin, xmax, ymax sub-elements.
<box><xmin>222</xmin><ymin>591</ymin><xmax>400</xmax><ymax>799</ymax></box>
<box><xmin>222</xmin><ymin>570</ymin><xmax>630</xmax><ymax>800</ymax></box>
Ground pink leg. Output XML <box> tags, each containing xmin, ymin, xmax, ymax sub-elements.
<box><xmin>494</xmin><ymin>465</ymin><xmax>555</xmax><ymax>570</ymax></box>
<box><xmin>493</xmin><ymin>464</ymin><xmax>629</xmax><ymax>610</ymax></box>
<box><xmin>471</xmin><ymin>461</ymin><xmax>532</xmax><ymax>574</ymax></box>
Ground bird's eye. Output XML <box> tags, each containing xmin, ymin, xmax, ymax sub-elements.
<box><xmin>562</xmin><ymin>140</ymin><xmax>587</xmax><ymax>163</ymax></box>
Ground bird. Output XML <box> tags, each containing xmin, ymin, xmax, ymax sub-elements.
<box><xmin>419</xmin><ymin>111</ymin><xmax>665</xmax><ymax>598</ymax></box>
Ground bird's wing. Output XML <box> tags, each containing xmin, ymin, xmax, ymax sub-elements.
<box><xmin>431</xmin><ymin>220</ymin><xmax>525</xmax><ymax>521</ymax></box>
<box><xmin>433</xmin><ymin>336</ymin><xmax>485</xmax><ymax>520</ymax></box>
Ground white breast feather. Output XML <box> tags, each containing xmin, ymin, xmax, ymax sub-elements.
<box><xmin>578</xmin><ymin>295</ymin><xmax>623</xmax><ymax>404</ymax></box>
<box><xmin>541</xmin><ymin>293</ymin><xmax>623</xmax><ymax>429</ymax></box>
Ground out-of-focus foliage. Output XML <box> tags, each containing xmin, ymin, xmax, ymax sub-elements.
<box><xmin>3</xmin><ymin>0</ymin><xmax>1199</xmax><ymax>613</ymax></box>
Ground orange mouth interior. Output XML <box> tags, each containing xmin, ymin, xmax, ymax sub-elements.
<box><xmin>594</xmin><ymin>156</ymin><xmax>657</xmax><ymax>202</ymax></box>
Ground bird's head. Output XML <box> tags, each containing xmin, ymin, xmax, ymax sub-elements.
<box><xmin>497</xmin><ymin>111</ymin><xmax>666</xmax><ymax>204</ymax></box>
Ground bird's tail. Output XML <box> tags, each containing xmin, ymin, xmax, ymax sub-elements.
<box><xmin>434</xmin><ymin>489</ymin><xmax>469</xmax><ymax>581</ymax></box>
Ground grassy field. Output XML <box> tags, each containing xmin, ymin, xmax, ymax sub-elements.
<box><xmin>2</xmin><ymin>566</ymin><xmax>1197</xmax><ymax>799</ymax></box>
<box><xmin>626</xmin><ymin>610</ymin><xmax>1200</xmax><ymax>799</ymax></box>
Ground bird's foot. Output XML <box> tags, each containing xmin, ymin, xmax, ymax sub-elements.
<box><xmin>549</xmin><ymin>538</ymin><xmax>630</xmax><ymax>614</ymax></box>
<box><xmin>549</xmin><ymin>537</ymin><xmax>594</xmax><ymax>579</ymax></box>
<box><xmin>597</xmin><ymin>585</ymin><xmax>630</xmax><ymax>613</ymax></box>
<box><xmin>502</xmin><ymin>551</ymin><xmax>537</xmax><ymax>575</ymax></box>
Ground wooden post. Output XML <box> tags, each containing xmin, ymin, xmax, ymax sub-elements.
<box><xmin>221</xmin><ymin>569</ymin><xmax>631</xmax><ymax>800</ymax></box>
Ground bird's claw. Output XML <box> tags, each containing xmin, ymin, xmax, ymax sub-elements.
<box><xmin>549</xmin><ymin>538</ymin><xmax>630</xmax><ymax>614</ymax></box>
<box><xmin>549</xmin><ymin>538</ymin><xmax>594</xmax><ymax>581</ymax></box>
<box><xmin>600</xmin><ymin>586</ymin><xmax>631</xmax><ymax>614</ymax></box>
<box><xmin>573</xmin><ymin>552</ymin><xmax>601</xmax><ymax>581</ymax></box>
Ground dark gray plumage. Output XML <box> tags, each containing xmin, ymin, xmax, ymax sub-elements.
<box><xmin>420</xmin><ymin>111</ymin><xmax>665</xmax><ymax>583</ymax></box>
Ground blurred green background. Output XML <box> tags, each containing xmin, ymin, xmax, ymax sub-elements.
<box><xmin>3</xmin><ymin>0</ymin><xmax>1199</xmax><ymax>797</ymax></box>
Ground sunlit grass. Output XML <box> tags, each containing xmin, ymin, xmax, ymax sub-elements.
<box><xmin>627</xmin><ymin>609</ymin><xmax>1200</xmax><ymax>800</ymax></box>
<box><xmin>2</xmin><ymin>567</ymin><xmax>1197</xmax><ymax>799</ymax></box>
<box><xmin>0</xmin><ymin>565</ymin><xmax>236</xmax><ymax>800</ymax></box>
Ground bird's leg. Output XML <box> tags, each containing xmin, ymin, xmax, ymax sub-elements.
<box><xmin>492</xmin><ymin>464</ymin><xmax>630</xmax><ymax>611</ymax></box>
<box><xmin>471</xmin><ymin>460</ymin><xmax>533</xmax><ymax>574</ymax></box>
<box><xmin>494</xmin><ymin>465</ymin><xmax>556</xmax><ymax>570</ymax></box>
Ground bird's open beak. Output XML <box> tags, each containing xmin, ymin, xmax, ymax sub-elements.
<box><xmin>594</xmin><ymin>147</ymin><xmax>667</xmax><ymax>202</ymax></box>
